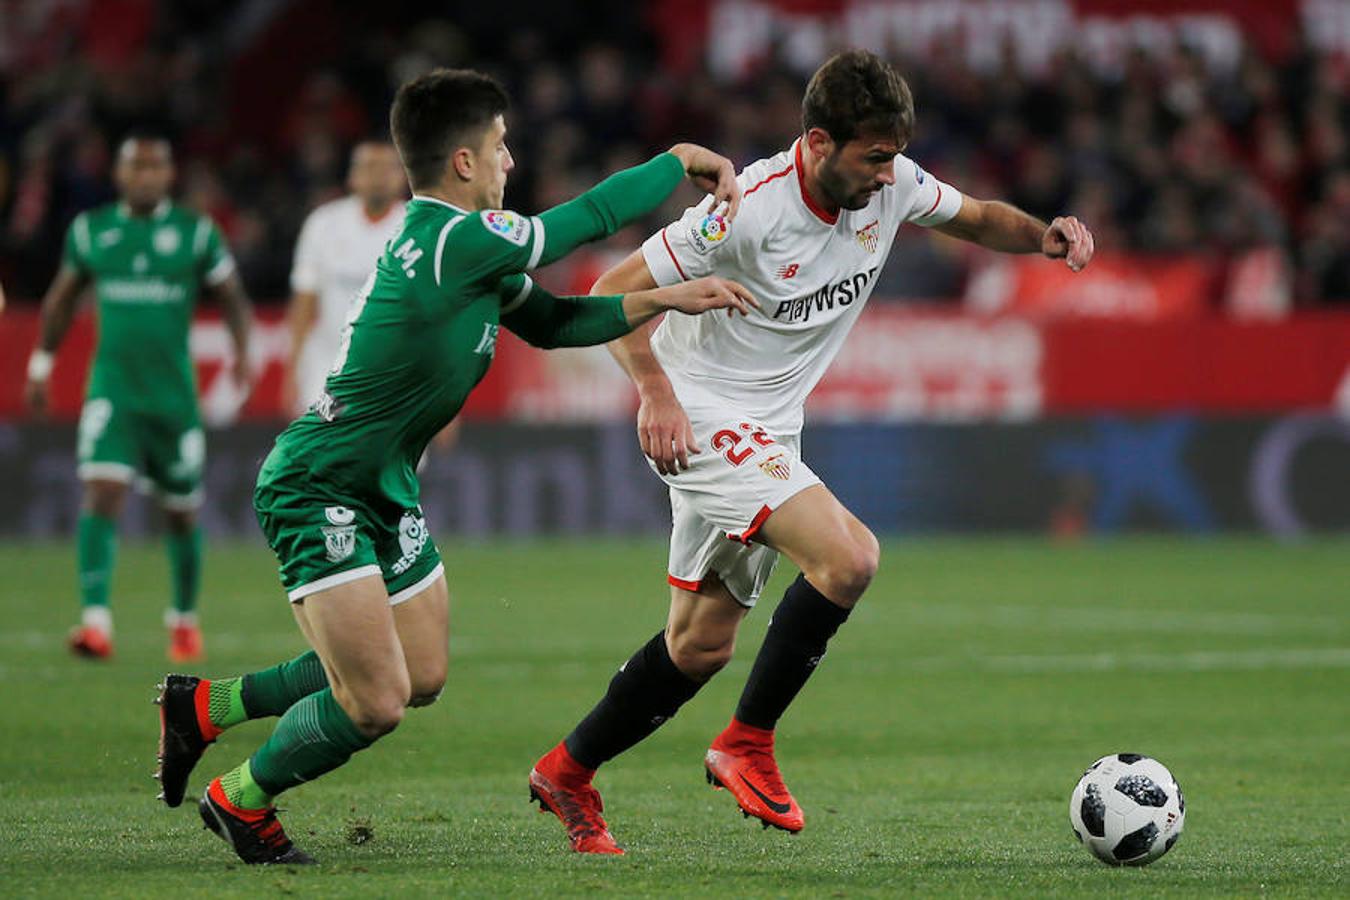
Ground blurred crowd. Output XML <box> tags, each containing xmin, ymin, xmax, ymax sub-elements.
<box><xmin>0</xmin><ymin>0</ymin><xmax>1346</xmax><ymax>305</ymax></box>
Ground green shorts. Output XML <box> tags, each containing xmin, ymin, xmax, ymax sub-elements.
<box><xmin>253</xmin><ymin>478</ymin><xmax>443</xmax><ymax>605</ymax></box>
<box><xmin>77</xmin><ymin>395</ymin><xmax>204</xmax><ymax>509</ymax></box>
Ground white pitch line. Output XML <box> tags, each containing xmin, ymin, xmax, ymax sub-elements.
<box><xmin>906</xmin><ymin>646</ymin><xmax>1350</xmax><ymax>674</ymax></box>
<box><xmin>903</xmin><ymin>604</ymin><xmax>1347</xmax><ymax>637</ymax></box>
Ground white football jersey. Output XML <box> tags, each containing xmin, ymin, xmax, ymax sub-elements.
<box><xmin>289</xmin><ymin>195</ymin><xmax>405</xmax><ymax>414</ymax></box>
<box><xmin>641</xmin><ymin>139</ymin><xmax>962</xmax><ymax>435</ymax></box>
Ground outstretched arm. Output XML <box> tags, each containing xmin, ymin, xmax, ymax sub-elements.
<box><xmin>452</xmin><ymin>144</ymin><xmax>742</xmax><ymax>288</ymax></box>
<box><xmin>534</xmin><ymin>143</ymin><xmax>741</xmax><ymax>268</ymax></box>
<box><xmin>934</xmin><ymin>196</ymin><xmax>1095</xmax><ymax>271</ymax></box>
<box><xmin>498</xmin><ymin>272</ymin><xmax>756</xmax><ymax>350</ymax></box>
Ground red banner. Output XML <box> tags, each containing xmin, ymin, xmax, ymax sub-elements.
<box><xmin>965</xmin><ymin>253</ymin><xmax>1221</xmax><ymax>320</ymax></box>
<box><xmin>1043</xmin><ymin>314</ymin><xmax>1350</xmax><ymax>412</ymax></box>
<box><xmin>480</xmin><ymin>308</ymin><xmax>1350</xmax><ymax>421</ymax></box>
<box><xmin>3</xmin><ymin>305</ymin><xmax>1349</xmax><ymax>422</ymax></box>
<box><xmin>810</xmin><ymin>312</ymin><xmax>1043</xmax><ymax>420</ymax></box>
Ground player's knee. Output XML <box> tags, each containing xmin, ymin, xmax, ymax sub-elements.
<box><xmin>407</xmin><ymin>666</ymin><xmax>447</xmax><ymax>708</ymax></box>
<box><xmin>813</xmin><ymin>529</ymin><xmax>879</xmax><ymax>606</ymax></box>
<box><xmin>408</xmin><ymin>687</ymin><xmax>443</xmax><ymax>708</ymax></box>
<box><xmin>855</xmin><ymin>528</ymin><xmax>881</xmax><ymax>591</ymax></box>
<box><xmin>90</xmin><ymin>495</ymin><xmax>123</xmax><ymax>518</ymax></box>
<box><xmin>164</xmin><ymin>508</ymin><xmax>196</xmax><ymax>533</ymax></box>
<box><xmin>84</xmin><ymin>481</ymin><xmax>126</xmax><ymax>518</ymax></box>
<box><xmin>343</xmin><ymin>686</ymin><xmax>410</xmax><ymax>738</ymax></box>
<box><xmin>357</xmin><ymin>697</ymin><xmax>406</xmax><ymax>737</ymax></box>
<box><xmin>666</xmin><ymin>628</ymin><xmax>735</xmax><ymax>680</ymax></box>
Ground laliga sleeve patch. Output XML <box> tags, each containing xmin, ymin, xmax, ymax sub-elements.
<box><xmin>480</xmin><ymin>210</ymin><xmax>531</xmax><ymax>247</ymax></box>
<box><xmin>687</xmin><ymin>212</ymin><xmax>730</xmax><ymax>255</ymax></box>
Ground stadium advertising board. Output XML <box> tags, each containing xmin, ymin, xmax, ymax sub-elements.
<box><xmin>3</xmin><ymin>416</ymin><xmax>1347</xmax><ymax>538</ymax></box>
<box><xmin>964</xmin><ymin>253</ymin><xmax>1220</xmax><ymax>320</ymax></box>
<box><xmin>3</xmin><ymin>306</ymin><xmax>1348</xmax><ymax>422</ymax></box>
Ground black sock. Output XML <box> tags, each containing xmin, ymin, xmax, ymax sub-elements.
<box><xmin>564</xmin><ymin>631</ymin><xmax>703</xmax><ymax>770</ymax></box>
<box><xmin>734</xmin><ymin>574</ymin><xmax>851</xmax><ymax>731</ymax></box>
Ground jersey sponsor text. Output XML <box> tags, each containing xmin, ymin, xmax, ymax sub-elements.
<box><xmin>771</xmin><ymin>268</ymin><xmax>878</xmax><ymax>324</ymax></box>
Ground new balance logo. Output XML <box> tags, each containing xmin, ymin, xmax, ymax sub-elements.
<box><xmin>776</xmin><ymin>263</ymin><xmax>800</xmax><ymax>280</ymax></box>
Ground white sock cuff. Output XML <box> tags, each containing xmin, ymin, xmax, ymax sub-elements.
<box><xmin>82</xmin><ymin>605</ymin><xmax>113</xmax><ymax>635</ymax></box>
<box><xmin>164</xmin><ymin>609</ymin><xmax>198</xmax><ymax>628</ymax></box>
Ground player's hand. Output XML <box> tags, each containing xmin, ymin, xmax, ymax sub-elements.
<box><xmin>24</xmin><ymin>377</ymin><xmax>49</xmax><ymax>417</ymax></box>
<box><xmin>668</xmin><ymin>143</ymin><xmax>742</xmax><ymax>223</ymax></box>
<box><xmin>1043</xmin><ymin>216</ymin><xmax>1095</xmax><ymax>272</ymax></box>
<box><xmin>231</xmin><ymin>356</ymin><xmax>257</xmax><ymax>397</ymax></box>
<box><xmin>638</xmin><ymin>389</ymin><xmax>699</xmax><ymax>476</ymax></box>
<box><xmin>663</xmin><ymin>276</ymin><xmax>759</xmax><ymax>318</ymax></box>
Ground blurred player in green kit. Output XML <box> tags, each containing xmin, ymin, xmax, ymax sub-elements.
<box><xmin>150</xmin><ymin>68</ymin><xmax>757</xmax><ymax>864</ymax></box>
<box><xmin>25</xmin><ymin>134</ymin><xmax>254</xmax><ymax>664</ymax></box>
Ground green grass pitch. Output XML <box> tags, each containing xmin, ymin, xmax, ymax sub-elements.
<box><xmin>1</xmin><ymin>537</ymin><xmax>1346</xmax><ymax>897</ymax></box>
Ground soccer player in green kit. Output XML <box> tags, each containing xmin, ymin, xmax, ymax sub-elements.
<box><xmin>24</xmin><ymin>134</ymin><xmax>253</xmax><ymax>663</ymax></box>
<box><xmin>152</xmin><ymin>68</ymin><xmax>757</xmax><ymax>865</ymax></box>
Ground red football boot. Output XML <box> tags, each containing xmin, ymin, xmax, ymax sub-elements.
<box><xmin>168</xmin><ymin>622</ymin><xmax>204</xmax><ymax>664</ymax></box>
<box><xmin>529</xmin><ymin>742</ymin><xmax>624</xmax><ymax>855</ymax></box>
<box><xmin>705</xmin><ymin>719</ymin><xmax>804</xmax><ymax>832</ymax></box>
<box><xmin>68</xmin><ymin>625</ymin><xmax>113</xmax><ymax>659</ymax></box>
<box><xmin>154</xmin><ymin>674</ymin><xmax>220</xmax><ymax>807</ymax></box>
<box><xmin>199</xmin><ymin>778</ymin><xmax>314</xmax><ymax>865</ymax></box>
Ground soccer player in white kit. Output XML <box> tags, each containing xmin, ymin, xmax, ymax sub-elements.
<box><xmin>284</xmin><ymin>141</ymin><xmax>406</xmax><ymax>415</ymax></box>
<box><xmin>529</xmin><ymin>50</ymin><xmax>1095</xmax><ymax>854</ymax></box>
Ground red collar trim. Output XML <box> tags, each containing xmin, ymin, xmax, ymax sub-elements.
<box><xmin>795</xmin><ymin>140</ymin><xmax>838</xmax><ymax>225</ymax></box>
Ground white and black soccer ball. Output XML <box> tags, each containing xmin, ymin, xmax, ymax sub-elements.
<box><xmin>1069</xmin><ymin>753</ymin><xmax>1185</xmax><ymax>866</ymax></box>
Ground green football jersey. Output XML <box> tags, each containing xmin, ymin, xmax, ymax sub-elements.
<box><xmin>262</xmin><ymin>199</ymin><xmax>560</xmax><ymax>515</ymax></box>
<box><xmin>63</xmin><ymin>201</ymin><xmax>235</xmax><ymax>416</ymax></box>
<box><xmin>260</xmin><ymin>152</ymin><xmax>687</xmax><ymax>516</ymax></box>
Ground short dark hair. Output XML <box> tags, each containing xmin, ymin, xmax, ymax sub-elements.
<box><xmin>117</xmin><ymin>130</ymin><xmax>173</xmax><ymax>156</ymax></box>
<box><xmin>801</xmin><ymin>50</ymin><xmax>914</xmax><ymax>147</ymax></box>
<box><xmin>390</xmin><ymin>68</ymin><xmax>509</xmax><ymax>190</ymax></box>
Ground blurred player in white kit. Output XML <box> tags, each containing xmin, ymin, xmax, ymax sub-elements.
<box><xmin>284</xmin><ymin>141</ymin><xmax>406</xmax><ymax>415</ymax></box>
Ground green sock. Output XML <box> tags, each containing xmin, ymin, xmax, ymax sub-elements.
<box><xmin>207</xmin><ymin>677</ymin><xmax>247</xmax><ymax>730</ymax></box>
<box><xmin>165</xmin><ymin>526</ymin><xmax>202</xmax><ymax>614</ymax></box>
<box><xmin>219</xmin><ymin>758</ymin><xmax>272</xmax><ymax>810</ymax></box>
<box><xmin>206</xmin><ymin>651</ymin><xmax>330</xmax><ymax>736</ymax></box>
<box><xmin>239</xmin><ymin>687</ymin><xmax>374</xmax><ymax>805</ymax></box>
<box><xmin>241</xmin><ymin>650</ymin><xmax>330</xmax><ymax>718</ymax></box>
<box><xmin>77</xmin><ymin>512</ymin><xmax>117</xmax><ymax>610</ymax></box>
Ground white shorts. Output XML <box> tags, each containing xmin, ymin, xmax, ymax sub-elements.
<box><xmin>652</xmin><ymin>405</ymin><xmax>820</xmax><ymax>607</ymax></box>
